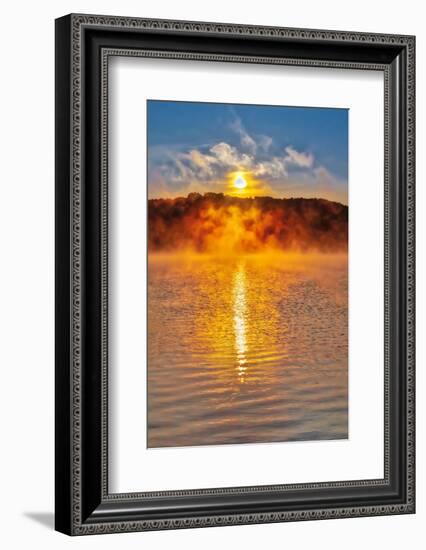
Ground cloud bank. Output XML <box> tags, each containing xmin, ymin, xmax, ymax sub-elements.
<box><xmin>148</xmin><ymin>114</ymin><xmax>347</xmax><ymax>204</ymax></box>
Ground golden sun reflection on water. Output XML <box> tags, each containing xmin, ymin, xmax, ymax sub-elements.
<box><xmin>147</xmin><ymin>253</ymin><xmax>348</xmax><ymax>448</ymax></box>
<box><xmin>233</xmin><ymin>263</ymin><xmax>248</xmax><ymax>382</ymax></box>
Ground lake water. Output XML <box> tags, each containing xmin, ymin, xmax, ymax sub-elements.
<box><xmin>147</xmin><ymin>253</ymin><xmax>348</xmax><ymax>448</ymax></box>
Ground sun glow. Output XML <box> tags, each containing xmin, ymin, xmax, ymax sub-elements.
<box><xmin>233</xmin><ymin>173</ymin><xmax>248</xmax><ymax>190</ymax></box>
<box><xmin>228</xmin><ymin>170</ymin><xmax>262</xmax><ymax>196</ymax></box>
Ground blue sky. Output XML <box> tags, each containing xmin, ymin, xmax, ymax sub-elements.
<box><xmin>147</xmin><ymin>100</ymin><xmax>348</xmax><ymax>204</ymax></box>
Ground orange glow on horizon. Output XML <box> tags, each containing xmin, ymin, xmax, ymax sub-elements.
<box><xmin>148</xmin><ymin>192</ymin><xmax>348</xmax><ymax>254</ymax></box>
<box><xmin>227</xmin><ymin>171</ymin><xmax>260</xmax><ymax>196</ymax></box>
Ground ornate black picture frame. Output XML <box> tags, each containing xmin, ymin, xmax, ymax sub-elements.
<box><xmin>55</xmin><ymin>13</ymin><xmax>415</xmax><ymax>535</ymax></box>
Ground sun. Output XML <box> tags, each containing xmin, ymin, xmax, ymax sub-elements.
<box><xmin>233</xmin><ymin>173</ymin><xmax>248</xmax><ymax>190</ymax></box>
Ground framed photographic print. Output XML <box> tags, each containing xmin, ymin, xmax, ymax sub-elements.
<box><xmin>55</xmin><ymin>14</ymin><xmax>415</xmax><ymax>535</ymax></box>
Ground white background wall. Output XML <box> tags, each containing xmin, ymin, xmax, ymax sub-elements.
<box><xmin>0</xmin><ymin>0</ymin><xmax>423</xmax><ymax>548</ymax></box>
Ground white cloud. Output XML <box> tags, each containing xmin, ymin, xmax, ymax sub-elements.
<box><xmin>181</xmin><ymin>149</ymin><xmax>217</xmax><ymax>179</ymax></box>
<box><xmin>230</xmin><ymin>117</ymin><xmax>257</xmax><ymax>154</ymax></box>
<box><xmin>252</xmin><ymin>158</ymin><xmax>287</xmax><ymax>179</ymax></box>
<box><xmin>258</xmin><ymin>135</ymin><xmax>273</xmax><ymax>152</ymax></box>
<box><xmin>210</xmin><ymin>142</ymin><xmax>253</xmax><ymax>169</ymax></box>
<box><xmin>172</xmin><ymin>157</ymin><xmax>194</xmax><ymax>183</ymax></box>
<box><xmin>284</xmin><ymin>146</ymin><xmax>314</xmax><ymax>168</ymax></box>
<box><xmin>151</xmin><ymin>137</ymin><xmax>332</xmax><ymax>197</ymax></box>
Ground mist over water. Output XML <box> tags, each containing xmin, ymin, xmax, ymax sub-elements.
<box><xmin>147</xmin><ymin>253</ymin><xmax>348</xmax><ymax>448</ymax></box>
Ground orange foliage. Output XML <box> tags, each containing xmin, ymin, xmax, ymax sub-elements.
<box><xmin>148</xmin><ymin>192</ymin><xmax>348</xmax><ymax>254</ymax></box>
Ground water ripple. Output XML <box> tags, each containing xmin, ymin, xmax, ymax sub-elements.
<box><xmin>148</xmin><ymin>254</ymin><xmax>348</xmax><ymax>448</ymax></box>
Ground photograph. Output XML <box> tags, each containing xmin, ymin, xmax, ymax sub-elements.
<box><xmin>147</xmin><ymin>100</ymin><xmax>349</xmax><ymax>448</ymax></box>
